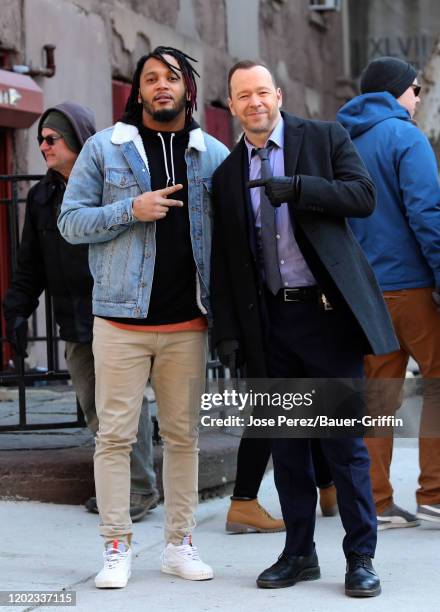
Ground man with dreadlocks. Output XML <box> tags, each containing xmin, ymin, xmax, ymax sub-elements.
<box><xmin>58</xmin><ymin>46</ymin><xmax>228</xmax><ymax>588</ymax></box>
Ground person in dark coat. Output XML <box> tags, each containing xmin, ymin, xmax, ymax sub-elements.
<box><xmin>2</xmin><ymin>102</ymin><xmax>158</xmax><ymax>521</ymax></box>
<box><xmin>211</xmin><ymin>61</ymin><xmax>398</xmax><ymax>597</ymax></box>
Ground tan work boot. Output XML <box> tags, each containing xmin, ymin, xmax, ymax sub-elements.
<box><xmin>319</xmin><ymin>484</ymin><xmax>338</xmax><ymax>517</ymax></box>
<box><xmin>225</xmin><ymin>498</ymin><xmax>285</xmax><ymax>533</ymax></box>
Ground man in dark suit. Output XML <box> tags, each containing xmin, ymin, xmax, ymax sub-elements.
<box><xmin>211</xmin><ymin>61</ymin><xmax>398</xmax><ymax>597</ymax></box>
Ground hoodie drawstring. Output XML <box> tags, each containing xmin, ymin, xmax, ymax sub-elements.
<box><xmin>157</xmin><ymin>132</ymin><xmax>176</xmax><ymax>187</ymax></box>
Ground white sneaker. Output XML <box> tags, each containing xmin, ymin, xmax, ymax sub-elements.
<box><xmin>95</xmin><ymin>540</ymin><xmax>132</xmax><ymax>588</ymax></box>
<box><xmin>161</xmin><ymin>535</ymin><xmax>214</xmax><ymax>581</ymax></box>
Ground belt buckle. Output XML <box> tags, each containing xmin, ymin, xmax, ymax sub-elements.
<box><xmin>320</xmin><ymin>293</ymin><xmax>333</xmax><ymax>311</ymax></box>
<box><xmin>284</xmin><ymin>288</ymin><xmax>301</xmax><ymax>302</ymax></box>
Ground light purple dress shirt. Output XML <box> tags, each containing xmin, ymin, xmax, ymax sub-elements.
<box><xmin>245</xmin><ymin>117</ymin><xmax>316</xmax><ymax>288</ymax></box>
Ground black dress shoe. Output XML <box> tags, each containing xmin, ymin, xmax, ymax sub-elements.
<box><xmin>345</xmin><ymin>552</ymin><xmax>381</xmax><ymax>597</ymax></box>
<box><xmin>256</xmin><ymin>550</ymin><xmax>320</xmax><ymax>589</ymax></box>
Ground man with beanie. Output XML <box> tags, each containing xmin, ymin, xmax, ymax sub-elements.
<box><xmin>2</xmin><ymin>102</ymin><xmax>159</xmax><ymax>522</ymax></box>
<box><xmin>58</xmin><ymin>49</ymin><xmax>229</xmax><ymax>588</ymax></box>
<box><xmin>338</xmin><ymin>57</ymin><xmax>440</xmax><ymax>529</ymax></box>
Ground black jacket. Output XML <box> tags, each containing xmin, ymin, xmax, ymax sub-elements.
<box><xmin>2</xmin><ymin>169</ymin><xmax>94</xmax><ymax>342</ymax></box>
<box><xmin>210</xmin><ymin>112</ymin><xmax>399</xmax><ymax>377</ymax></box>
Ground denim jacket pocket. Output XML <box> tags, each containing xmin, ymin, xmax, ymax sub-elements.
<box><xmin>104</xmin><ymin>168</ymin><xmax>139</xmax><ymax>204</ymax></box>
<box><xmin>105</xmin><ymin>168</ymin><xmax>138</xmax><ymax>188</ymax></box>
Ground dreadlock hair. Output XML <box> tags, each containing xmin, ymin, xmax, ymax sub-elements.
<box><xmin>121</xmin><ymin>46</ymin><xmax>200</xmax><ymax>125</ymax></box>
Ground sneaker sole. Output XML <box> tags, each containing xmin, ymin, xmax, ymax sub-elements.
<box><xmin>377</xmin><ymin>520</ymin><xmax>420</xmax><ymax>530</ymax></box>
<box><xmin>95</xmin><ymin>571</ymin><xmax>131</xmax><ymax>589</ymax></box>
<box><xmin>416</xmin><ymin>512</ymin><xmax>440</xmax><ymax>523</ymax></box>
<box><xmin>345</xmin><ymin>584</ymin><xmax>382</xmax><ymax>598</ymax></box>
<box><xmin>225</xmin><ymin>521</ymin><xmax>285</xmax><ymax>534</ymax></box>
<box><xmin>256</xmin><ymin>566</ymin><xmax>321</xmax><ymax>588</ymax></box>
<box><xmin>161</xmin><ymin>565</ymin><xmax>214</xmax><ymax>581</ymax></box>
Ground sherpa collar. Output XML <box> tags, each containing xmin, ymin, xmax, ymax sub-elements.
<box><xmin>110</xmin><ymin>121</ymin><xmax>207</xmax><ymax>152</ymax></box>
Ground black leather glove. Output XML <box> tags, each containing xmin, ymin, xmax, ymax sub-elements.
<box><xmin>6</xmin><ymin>316</ymin><xmax>28</xmax><ymax>357</ymax></box>
<box><xmin>432</xmin><ymin>288</ymin><xmax>440</xmax><ymax>310</ymax></box>
<box><xmin>247</xmin><ymin>175</ymin><xmax>301</xmax><ymax>206</ymax></box>
<box><xmin>216</xmin><ymin>339</ymin><xmax>243</xmax><ymax>372</ymax></box>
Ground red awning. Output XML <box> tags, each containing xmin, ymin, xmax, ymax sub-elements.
<box><xmin>0</xmin><ymin>69</ymin><xmax>43</xmax><ymax>128</ymax></box>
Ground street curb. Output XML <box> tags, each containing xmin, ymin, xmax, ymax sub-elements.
<box><xmin>0</xmin><ymin>430</ymin><xmax>240</xmax><ymax>504</ymax></box>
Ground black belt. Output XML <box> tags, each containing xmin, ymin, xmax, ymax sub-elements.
<box><xmin>270</xmin><ymin>286</ymin><xmax>333</xmax><ymax>310</ymax></box>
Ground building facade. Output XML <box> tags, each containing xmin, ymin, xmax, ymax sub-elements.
<box><xmin>0</xmin><ymin>0</ymin><xmax>347</xmax><ymax>370</ymax></box>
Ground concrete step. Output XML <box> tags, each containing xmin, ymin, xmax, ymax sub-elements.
<box><xmin>0</xmin><ymin>385</ymin><xmax>241</xmax><ymax>504</ymax></box>
<box><xmin>0</xmin><ymin>429</ymin><xmax>240</xmax><ymax>504</ymax></box>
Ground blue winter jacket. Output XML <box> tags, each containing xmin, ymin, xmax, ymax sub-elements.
<box><xmin>337</xmin><ymin>92</ymin><xmax>440</xmax><ymax>290</ymax></box>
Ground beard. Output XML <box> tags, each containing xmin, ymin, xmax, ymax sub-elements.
<box><xmin>140</xmin><ymin>93</ymin><xmax>186</xmax><ymax>123</ymax></box>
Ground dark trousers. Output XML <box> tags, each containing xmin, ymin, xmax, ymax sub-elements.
<box><xmin>265</xmin><ymin>293</ymin><xmax>377</xmax><ymax>558</ymax></box>
<box><xmin>233</xmin><ymin>437</ymin><xmax>333</xmax><ymax>498</ymax></box>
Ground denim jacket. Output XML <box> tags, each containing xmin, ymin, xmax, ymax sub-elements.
<box><xmin>58</xmin><ymin>122</ymin><xmax>229</xmax><ymax>320</ymax></box>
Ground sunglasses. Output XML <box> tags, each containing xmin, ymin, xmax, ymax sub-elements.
<box><xmin>411</xmin><ymin>84</ymin><xmax>421</xmax><ymax>96</ymax></box>
<box><xmin>38</xmin><ymin>134</ymin><xmax>63</xmax><ymax>146</ymax></box>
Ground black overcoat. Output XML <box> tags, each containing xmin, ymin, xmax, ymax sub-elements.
<box><xmin>210</xmin><ymin>112</ymin><xmax>398</xmax><ymax>377</ymax></box>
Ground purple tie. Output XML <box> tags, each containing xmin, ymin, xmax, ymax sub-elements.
<box><xmin>255</xmin><ymin>147</ymin><xmax>282</xmax><ymax>295</ymax></box>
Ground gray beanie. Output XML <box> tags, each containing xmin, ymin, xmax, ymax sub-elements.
<box><xmin>360</xmin><ymin>56</ymin><xmax>417</xmax><ymax>98</ymax></box>
<box><xmin>42</xmin><ymin>111</ymin><xmax>81</xmax><ymax>153</ymax></box>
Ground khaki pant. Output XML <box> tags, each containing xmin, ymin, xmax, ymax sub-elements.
<box><xmin>92</xmin><ymin>317</ymin><xmax>207</xmax><ymax>544</ymax></box>
<box><xmin>364</xmin><ymin>288</ymin><xmax>440</xmax><ymax>512</ymax></box>
<box><xmin>65</xmin><ymin>341</ymin><xmax>157</xmax><ymax>496</ymax></box>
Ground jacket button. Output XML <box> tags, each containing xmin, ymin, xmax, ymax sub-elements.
<box><xmin>248</xmin><ymin>303</ymin><xmax>254</xmax><ymax>310</ymax></box>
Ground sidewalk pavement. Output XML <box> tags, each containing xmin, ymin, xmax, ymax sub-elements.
<box><xmin>1</xmin><ymin>439</ymin><xmax>439</xmax><ymax>612</ymax></box>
